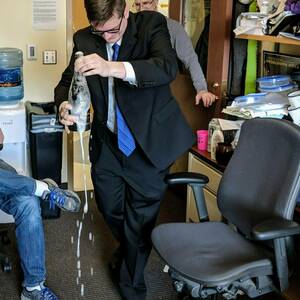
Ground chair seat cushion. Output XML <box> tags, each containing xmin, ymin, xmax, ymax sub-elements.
<box><xmin>152</xmin><ymin>222</ymin><xmax>273</xmax><ymax>286</ymax></box>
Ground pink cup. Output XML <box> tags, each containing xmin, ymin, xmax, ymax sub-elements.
<box><xmin>197</xmin><ymin>130</ymin><xmax>208</xmax><ymax>151</ymax></box>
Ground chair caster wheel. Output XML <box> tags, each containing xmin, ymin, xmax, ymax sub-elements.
<box><xmin>1</xmin><ymin>258</ymin><xmax>12</xmax><ymax>272</ymax></box>
<box><xmin>3</xmin><ymin>262</ymin><xmax>12</xmax><ymax>272</ymax></box>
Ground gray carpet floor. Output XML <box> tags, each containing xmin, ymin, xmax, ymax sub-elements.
<box><xmin>0</xmin><ymin>188</ymin><xmax>184</xmax><ymax>300</ymax></box>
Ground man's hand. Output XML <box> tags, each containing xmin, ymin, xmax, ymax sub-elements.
<box><xmin>75</xmin><ymin>53</ymin><xmax>126</xmax><ymax>79</ymax></box>
<box><xmin>0</xmin><ymin>128</ymin><xmax>4</xmax><ymax>151</ymax></box>
<box><xmin>58</xmin><ymin>101</ymin><xmax>78</xmax><ymax>133</ymax></box>
<box><xmin>75</xmin><ymin>53</ymin><xmax>111</xmax><ymax>77</ymax></box>
<box><xmin>195</xmin><ymin>90</ymin><xmax>217</xmax><ymax>108</ymax></box>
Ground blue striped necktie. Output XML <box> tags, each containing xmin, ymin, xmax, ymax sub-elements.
<box><xmin>112</xmin><ymin>43</ymin><xmax>136</xmax><ymax>157</ymax></box>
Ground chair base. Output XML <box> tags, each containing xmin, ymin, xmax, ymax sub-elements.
<box><xmin>169</xmin><ymin>269</ymin><xmax>275</xmax><ymax>299</ymax></box>
<box><xmin>0</xmin><ymin>253</ymin><xmax>12</xmax><ymax>272</ymax></box>
<box><xmin>0</xmin><ymin>229</ymin><xmax>12</xmax><ymax>272</ymax></box>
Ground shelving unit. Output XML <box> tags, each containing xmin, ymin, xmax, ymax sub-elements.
<box><xmin>236</xmin><ymin>33</ymin><xmax>300</xmax><ymax>46</ymax></box>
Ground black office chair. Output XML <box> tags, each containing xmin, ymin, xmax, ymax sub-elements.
<box><xmin>152</xmin><ymin>118</ymin><xmax>300</xmax><ymax>299</ymax></box>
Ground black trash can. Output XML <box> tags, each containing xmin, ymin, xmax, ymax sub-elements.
<box><xmin>26</xmin><ymin>101</ymin><xmax>64</xmax><ymax>219</ymax></box>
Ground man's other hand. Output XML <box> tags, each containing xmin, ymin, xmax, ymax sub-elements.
<box><xmin>195</xmin><ymin>90</ymin><xmax>217</xmax><ymax>108</ymax></box>
<box><xmin>58</xmin><ymin>101</ymin><xmax>78</xmax><ymax>133</ymax></box>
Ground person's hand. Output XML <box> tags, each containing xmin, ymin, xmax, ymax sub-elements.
<box><xmin>195</xmin><ymin>90</ymin><xmax>217</xmax><ymax>108</ymax></box>
<box><xmin>0</xmin><ymin>128</ymin><xmax>4</xmax><ymax>150</ymax></box>
<box><xmin>58</xmin><ymin>101</ymin><xmax>78</xmax><ymax>134</ymax></box>
<box><xmin>75</xmin><ymin>53</ymin><xmax>110</xmax><ymax>77</ymax></box>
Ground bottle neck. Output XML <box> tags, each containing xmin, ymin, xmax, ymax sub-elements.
<box><xmin>74</xmin><ymin>71</ymin><xmax>84</xmax><ymax>80</ymax></box>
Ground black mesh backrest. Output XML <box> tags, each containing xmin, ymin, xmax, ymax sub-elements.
<box><xmin>217</xmin><ymin>118</ymin><xmax>300</xmax><ymax>237</ymax></box>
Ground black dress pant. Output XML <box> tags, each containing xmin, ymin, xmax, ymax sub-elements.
<box><xmin>91</xmin><ymin>128</ymin><xmax>168</xmax><ymax>300</ymax></box>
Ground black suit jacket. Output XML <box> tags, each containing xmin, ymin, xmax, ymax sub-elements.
<box><xmin>55</xmin><ymin>11</ymin><xmax>195</xmax><ymax>170</ymax></box>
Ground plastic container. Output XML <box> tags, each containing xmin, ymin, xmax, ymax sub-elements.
<box><xmin>68</xmin><ymin>51</ymin><xmax>91</xmax><ymax>132</ymax></box>
<box><xmin>207</xmin><ymin>118</ymin><xmax>220</xmax><ymax>152</ymax></box>
<box><xmin>256</xmin><ymin>75</ymin><xmax>291</xmax><ymax>88</ymax></box>
<box><xmin>232</xmin><ymin>93</ymin><xmax>267</xmax><ymax>107</ymax></box>
<box><xmin>0</xmin><ymin>48</ymin><xmax>24</xmax><ymax>104</ymax></box>
<box><xmin>258</xmin><ymin>82</ymin><xmax>296</xmax><ymax>93</ymax></box>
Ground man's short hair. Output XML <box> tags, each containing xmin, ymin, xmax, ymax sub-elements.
<box><xmin>84</xmin><ymin>0</ymin><xmax>126</xmax><ymax>25</ymax></box>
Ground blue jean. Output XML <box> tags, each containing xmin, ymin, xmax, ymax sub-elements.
<box><xmin>0</xmin><ymin>159</ymin><xmax>46</xmax><ymax>287</ymax></box>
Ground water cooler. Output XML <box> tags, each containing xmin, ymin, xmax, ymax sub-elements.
<box><xmin>0</xmin><ymin>48</ymin><xmax>25</xmax><ymax>224</ymax></box>
<box><xmin>0</xmin><ymin>102</ymin><xmax>28</xmax><ymax>175</ymax></box>
<box><xmin>0</xmin><ymin>48</ymin><xmax>27</xmax><ymax>175</ymax></box>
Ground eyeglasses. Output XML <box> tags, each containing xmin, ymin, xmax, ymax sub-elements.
<box><xmin>91</xmin><ymin>14</ymin><xmax>124</xmax><ymax>36</ymax></box>
<box><xmin>134</xmin><ymin>0</ymin><xmax>154</xmax><ymax>10</ymax></box>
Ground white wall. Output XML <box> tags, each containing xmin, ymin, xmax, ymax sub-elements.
<box><xmin>0</xmin><ymin>0</ymin><xmax>67</xmax><ymax>103</ymax></box>
<box><xmin>0</xmin><ymin>0</ymin><xmax>68</xmax><ymax>182</ymax></box>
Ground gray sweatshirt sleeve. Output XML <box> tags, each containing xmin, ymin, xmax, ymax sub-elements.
<box><xmin>166</xmin><ymin>17</ymin><xmax>207</xmax><ymax>92</ymax></box>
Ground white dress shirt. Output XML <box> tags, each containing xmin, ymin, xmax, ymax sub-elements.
<box><xmin>106</xmin><ymin>40</ymin><xmax>137</xmax><ymax>133</ymax></box>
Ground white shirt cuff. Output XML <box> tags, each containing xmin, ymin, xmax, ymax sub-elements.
<box><xmin>122</xmin><ymin>62</ymin><xmax>137</xmax><ymax>86</ymax></box>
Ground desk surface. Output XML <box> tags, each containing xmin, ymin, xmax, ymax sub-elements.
<box><xmin>190</xmin><ymin>146</ymin><xmax>225</xmax><ymax>172</ymax></box>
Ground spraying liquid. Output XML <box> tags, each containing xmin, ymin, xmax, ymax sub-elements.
<box><xmin>77</xmin><ymin>221</ymin><xmax>83</xmax><ymax>258</ymax></box>
<box><xmin>68</xmin><ymin>51</ymin><xmax>95</xmax><ymax>296</ymax></box>
<box><xmin>79</xmin><ymin>132</ymin><xmax>88</xmax><ymax>214</ymax></box>
<box><xmin>74</xmin><ymin>132</ymin><xmax>95</xmax><ymax>294</ymax></box>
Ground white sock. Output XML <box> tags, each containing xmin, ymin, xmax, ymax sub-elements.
<box><xmin>25</xmin><ymin>284</ymin><xmax>42</xmax><ymax>291</ymax></box>
<box><xmin>34</xmin><ymin>180</ymin><xmax>49</xmax><ymax>198</ymax></box>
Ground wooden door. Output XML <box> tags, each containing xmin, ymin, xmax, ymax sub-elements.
<box><xmin>207</xmin><ymin>0</ymin><xmax>233</xmax><ymax>117</ymax></box>
<box><xmin>72</xmin><ymin>0</ymin><xmax>89</xmax><ymax>32</ymax></box>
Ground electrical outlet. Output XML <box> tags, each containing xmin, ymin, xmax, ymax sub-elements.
<box><xmin>43</xmin><ymin>50</ymin><xmax>57</xmax><ymax>64</ymax></box>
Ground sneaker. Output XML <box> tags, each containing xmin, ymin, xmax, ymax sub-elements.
<box><xmin>21</xmin><ymin>285</ymin><xmax>59</xmax><ymax>300</ymax></box>
<box><xmin>41</xmin><ymin>178</ymin><xmax>81</xmax><ymax>212</ymax></box>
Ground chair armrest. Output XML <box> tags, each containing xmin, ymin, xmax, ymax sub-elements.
<box><xmin>164</xmin><ymin>172</ymin><xmax>209</xmax><ymax>185</ymax></box>
<box><xmin>252</xmin><ymin>218</ymin><xmax>300</xmax><ymax>241</ymax></box>
<box><xmin>165</xmin><ymin>172</ymin><xmax>209</xmax><ymax>222</ymax></box>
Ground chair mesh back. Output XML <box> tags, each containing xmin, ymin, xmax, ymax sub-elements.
<box><xmin>217</xmin><ymin>118</ymin><xmax>300</xmax><ymax>237</ymax></box>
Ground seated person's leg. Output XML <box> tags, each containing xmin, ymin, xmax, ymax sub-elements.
<box><xmin>0</xmin><ymin>126</ymin><xmax>80</xmax><ymax>212</ymax></box>
<box><xmin>0</xmin><ymin>162</ymin><xmax>81</xmax><ymax>213</ymax></box>
<box><xmin>0</xmin><ymin>194</ymin><xmax>59</xmax><ymax>300</ymax></box>
<box><xmin>0</xmin><ymin>162</ymin><xmax>36</xmax><ymax>197</ymax></box>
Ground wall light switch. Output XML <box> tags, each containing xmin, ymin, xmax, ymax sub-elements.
<box><xmin>27</xmin><ymin>44</ymin><xmax>37</xmax><ymax>60</ymax></box>
<box><xmin>43</xmin><ymin>50</ymin><xmax>57</xmax><ymax>64</ymax></box>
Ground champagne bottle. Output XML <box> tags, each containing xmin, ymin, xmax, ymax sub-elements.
<box><xmin>68</xmin><ymin>51</ymin><xmax>91</xmax><ymax>132</ymax></box>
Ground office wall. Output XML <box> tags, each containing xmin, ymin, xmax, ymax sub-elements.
<box><xmin>0</xmin><ymin>0</ymin><xmax>67</xmax><ymax>103</ymax></box>
<box><xmin>0</xmin><ymin>0</ymin><xmax>68</xmax><ymax>181</ymax></box>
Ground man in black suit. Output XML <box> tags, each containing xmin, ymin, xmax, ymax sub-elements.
<box><xmin>55</xmin><ymin>0</ymin><xmax>194</xmax><ymax>299</ymax></box>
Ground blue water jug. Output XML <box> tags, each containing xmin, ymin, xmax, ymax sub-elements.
<box><xmin>0</xmin><ymin>48</ymin><xmax>24</xmax><ymax>104</ymax></box>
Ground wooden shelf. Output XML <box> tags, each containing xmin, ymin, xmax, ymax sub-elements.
<box><xmin>236</xmin><ymin>34</ymin><xmax>300</xmax><ymax>46</ymax></box>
